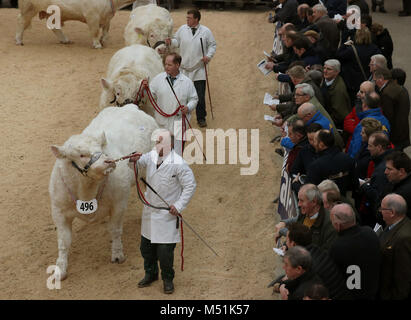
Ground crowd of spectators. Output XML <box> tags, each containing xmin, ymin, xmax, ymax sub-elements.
<box><xmin>265</xmin><ymin>0</ymin><xmax>411</xmax><ymax>300</ymax></box>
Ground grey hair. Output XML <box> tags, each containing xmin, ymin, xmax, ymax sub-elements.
<box><xmin>299</xmin><ymin>103</ymin><xmax>317</xmax><ymax>116</ymax></box>
<box><xmin>385</xmin><ymin>193</ymin><xmax>408</xmax><ymax>216</ymax></box>
<box><xmin>301</xmin><ymin>184</ymin><xmax>323</xmax><ymax>205</ymax></box>
<box><xmin>331</xmin><ymin>203</ymin><xmax>356</xmax><ymax>226</ymax></box>
<box><xmin>313</xmin><ymin>4</ymin><xmax>328</xmax><ymax>14</ymax></box>
<box><xmin>296</xmin><ymin>83</ymin><xmax>315</xmax><ymax>98</ymax></box>
<box><xmin>317</xmin><ymin>179</ymin><xmax>340</xmax><ymax>193</ymax></box>
<box><xmin>324</xmin><ymin>59</ymin><xmax>341</xmax><ymax>72</ymax></box>
<box><xmin>371</xmin><ymin>54</ymin><xmax>387</xmax><ymax>69</ymax></box>
<box><xmin>284</xmin><ymin>246</ymin><xmax>312</xmax><ymax>271</ymax></box>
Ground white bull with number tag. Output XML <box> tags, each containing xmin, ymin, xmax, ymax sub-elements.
<box><xmin>49</xmin><ymin>104</ymin><xmax>159</xmax><ymax>280</ymax></box>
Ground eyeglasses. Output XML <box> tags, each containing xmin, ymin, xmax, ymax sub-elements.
<box><xmin>378</xmin><ymin>207</ymin><xmax>393</xmax><ymax>213</ymax></box>
<box><xmin>294</xmin><ymin>93</ymin><xmax>307</xmax><ymax>97</ymax></box>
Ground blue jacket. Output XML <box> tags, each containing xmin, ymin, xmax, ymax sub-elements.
<box><xmin>348</xmin><ymin>108</ymin><xmax>390</xmax><ymax>158</ymax></box>
<box><xmin>306</xmin><ymin>111</ymin><xmax>334</xmax><ymax>132</ymax></box>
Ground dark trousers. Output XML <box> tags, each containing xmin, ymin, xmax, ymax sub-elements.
<box><xmin>140</xmin><ymin>236</ymin><xmax>176</xmax><ymax>281</ymax></box>
<box><xmin>403</xmin><ymin>0</ymin><xmax>411</xmax><ymax>13</ymax></box>
<box><xmin>372</xmin><ymin>0</ymin><xmax>384</xmax><ymax>8</ymax></box>
<box><xmin>194</xmin><ymin>80</ymin><xmax>207</xmax><ymax>122</ymax></box>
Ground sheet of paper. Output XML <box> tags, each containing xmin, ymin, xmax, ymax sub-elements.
<box><xmin>264</xmin><ymin>115</ymin><xmax>275</xmax><ymax>122</ymax></box>
<box><xmin>263</xmin><ymin>93</ymin><xmax>279</xmax><ymax>105</ymax></box>
<box><xmin>257</xmin><ymin>59</ymin><xmax>272</xmax><ymax>76</ymax></box>
<box><xmin>333</xmin><ymin>14</ymin><xmax>343</xmax><ymax>21</ymax></box>
<box><xmin>273</xmin><ymin>248</ymin><xmax>284</xmax><ymax>256</ymax></box>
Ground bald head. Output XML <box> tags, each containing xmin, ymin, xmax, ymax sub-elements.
<box><xmin>360</xmin><ymin>81</ymin><xmax>375</xmax><ymax>94</ymax></box>
<box><xmin>298</xmin><ymin>103</ymin><xmax>317</xmax><ymax>122</ymax></box>
<box><xmin>330</xmin><ymin>203</ymin><xmax>356</xmax><ymax>231</ymax></box>
<box><xmin>383</xmin><ymin>194</ymin><xmax>408</xmax><ymax>216</ymax></box>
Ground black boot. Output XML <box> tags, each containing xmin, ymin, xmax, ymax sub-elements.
<box><xmin>138</xmin><ymin>274</ymin><xmax>158</xmax><ymax>288</ymax></box>
<box><xmin>163</xmin><ymin>280</ymin><xmax>174</xmax><ymax>294</ymax></box>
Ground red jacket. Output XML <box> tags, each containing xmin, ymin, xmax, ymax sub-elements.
<box><xmin>344</xmin><ymin>107</ymin><xmax>360</xmax><ymax>152</ymax></box>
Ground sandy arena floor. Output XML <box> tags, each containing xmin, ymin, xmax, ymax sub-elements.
<box><xmin>0</xmin><ymin>5</ymin><xmax>285</xmax><ymax>299</ymax></box>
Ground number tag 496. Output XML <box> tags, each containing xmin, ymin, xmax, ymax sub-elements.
<box><xmin>76</xmin><ymin>199</ymin><xmax>98</xmax><ymax>215</ymax></box>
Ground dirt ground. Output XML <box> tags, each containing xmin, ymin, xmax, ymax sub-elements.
<box><xmin>1</xmin><ymin>1</ymin><xmax>410</xmax><ymax>301</ymax></box>
<box><xmin>0</xmin><ymin>6</ymin><xmax>284</xmax><ymax>300</ymax></box>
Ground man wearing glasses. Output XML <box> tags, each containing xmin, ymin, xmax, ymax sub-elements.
<box><xmin>379</xmin><ymin>193</ymin><xmax>411</xmax><ymax>300</ymax></box>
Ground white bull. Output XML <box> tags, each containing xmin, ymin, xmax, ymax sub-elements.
<box><xmin>100</xmin><ymin>44</ymin><xmax>164</xmax><ymax>116</ymax></box>
<box><xmin>49</xmin><ymin>104</ymin><xmax>159</xmax><ymax>280</ymax></box>
<box><xmin>16</xmin><ymin>0</ymin><xmax>134</xmax><ymax>48</ymax></box>
<box><xmin>124</xmin><ymin>4</ymin><xmax>173</xmax><ymax>54</ymax></box>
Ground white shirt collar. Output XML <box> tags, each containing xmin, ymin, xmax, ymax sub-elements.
<box><xmin>309</xmin><ymin>212</ymin><xmax>319</xmax><ymax>220</ymax></box>
<box><xmin>325</xmin><ymin>78</ymin><xmax>335</xmax><ymax>86</ymax></box>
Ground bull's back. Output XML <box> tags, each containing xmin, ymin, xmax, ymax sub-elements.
<box><xmin>83</xmin><ymin>104</ymin><xmax>158</xmax><ymax>156</ymax></box>
<box><xmin>23</xmin><ymin>0</ymin><xmax>104</xmax><ymax>22</ymax></box>
<box><xmin>106</xmin><ymin>44</ymin><xmax>163</xmax><ymax>79</ymax></box>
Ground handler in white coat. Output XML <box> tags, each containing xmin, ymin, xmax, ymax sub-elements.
<box><xmin>150</xmin><ymin>52</ymin><xmax>198</xmax><ymax>157</ymax></box>
<box><xmin>165</xmin><ymin>9</ymin><xmax>216</xmax><ymax>128</ymax></box>
<box><xmin>129</xmin><ymin>128</ymin><xmax>196</xmax><ymax>294</ymax></box>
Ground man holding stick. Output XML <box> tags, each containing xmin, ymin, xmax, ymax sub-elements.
<box><xmin>166</xmin><ymin>9</ymin><xmax>217</xmax><ymax>128</ymax></box>
<box><xmin>149</xmin><ymin>52</ymin><xmax>198</xmax><ymax>156</ymax></box>
<box><xmin>128</xmin><ymin>129</ymin><xmax>197</xmax><ymax>294</ymax></box>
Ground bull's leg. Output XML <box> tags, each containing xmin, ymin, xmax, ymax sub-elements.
<box><xmin>51</xmin><ymin>28</ymin><xmax>72</xmax><ymax>44</ymax></box>
<box><xmin>85</xmin><ymin>18</ymin><xmax>103</xmax><ymax>49</ymax></box>
<box><xmin>100</xmin><ymin>22</ymin><xmax>111</xmax><ymax>47</ymax></box>
<box><xmin>108</xmin><ymin>207</ymin><xmax>126</xmax><ymax>264</ymax></box>
<box><xmin>15</xmin><ymin>9</ymin><xmax>36</xmax><ymax>45</ymax></box>
<box><xmin>52</xmin><ymin>207</ymin><xmax>73</xmax><ymax>280</ymax></box>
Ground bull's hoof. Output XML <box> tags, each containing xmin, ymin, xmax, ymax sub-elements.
<box><xmin>16</xmin><ymin>40</ymin><xmax>23</xmax><ymax>46</ymax></box>
<box><xmin>59</xmin><ymin>272</ymin><xmax>68</xmax><ymax>281</ymax></box>
<box><xmin>93</xmin><ymin>43</ymin><xmax>103</xmax><ymax>49</ymax></box>
<box><xmin>111</xmin><ymin>254</ymin><xmax>126</xmax><ymax>264</ymax></box>
<box><xmin>60</xmin><ymin>40</ymin><xmax>73</xmax><ymax>45</ymax></box>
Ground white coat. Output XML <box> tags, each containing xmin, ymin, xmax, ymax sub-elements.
<box><xmin>170</xmin><ymin>24</ymin><xmax>217</xmax><ymax>81</ymax></box>
<box><xmin>131</xmin><ymin>149</ymin><xmax>196</xmax><ymax>243</ymax></box>
<box><xmin>149</xmin><ymin>71</ymin><xmax>198</xmax><ymax>140</ymax></box>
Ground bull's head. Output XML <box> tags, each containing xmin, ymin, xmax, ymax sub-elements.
<box><xmin>51</xmin><ymin>132</ymin><xmax>116</xmax><ymax>180</ymax></box>
<box><xmin>101</xmin><ymin>75</ymin><xmax>137</xmax><ymax>107</ymax></box>
<box><xmin>135</xmin><ymin>19</ymin><xmax>172</xmax><ymax>56</ymax></box>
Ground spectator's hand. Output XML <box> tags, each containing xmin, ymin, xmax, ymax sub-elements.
<box><xmin>269</xmin><ymin>104</ymin><xmax>277</xmax><ymax>112</ymax></box>
<box><xmin>273</xmin><ymin>115</ymin><xmax>283</xmax><ymax>127</ymax></box>
<box><xmin>272</xmin><ymin>282</ymin><xmax>281</xmax><ymax>294</ymax></box>
<box><xmin>275</xmin><ymin>221</ymin><xmax>286</xmax><ymax>234</ymax></box>
<box><xmin>181</xmin><ymin>105</ymin><xmax>189</xmax><ymax>115</ymax></box>
<box><xmin>265</xmin><ymin>61</ymin><xmax>275</xmax><ymax>70</ymax></box>
<box><xmin>279</xmin><ymin>284</ymin><xmax>289</xmax><ymax>300</ymax></box>
<box><xmin>165</xmin><ymin>38</ymin><xmax>171</xmax><ymax>46</ymax></box>
<box><xmin>169</xmin><ymin>205</ymin><xmax>179</xmax><ymax>216</ymax></box>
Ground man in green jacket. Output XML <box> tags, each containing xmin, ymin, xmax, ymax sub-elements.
<box><xmin>321</xmin><ymin>59</ymin><xmax>351</xmax><ymax>129</ymax></box>
<box><xmin>275</xmin><ymin>184</ymin><xmax>338</xmax><ymax>252</ymax></box>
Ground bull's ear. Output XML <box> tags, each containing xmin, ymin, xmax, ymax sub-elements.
<box><xmin>134</xmin><ymin>27</ymin><xmax>144</xmax><ymax>35</ymax></box>
<box><xmin>101</xmin><ymin>78</ymin><xmax>113</xmax><ymax>91</ymax></box>
<box><xmin>100</xmin><ymin>131</ymin><xmax>107</xmax><ymax>148</ymax></box>
<box><xmin>51</xmin><ymin>145</ymin><xmax>66</xmax><ymax>159</ymax></box>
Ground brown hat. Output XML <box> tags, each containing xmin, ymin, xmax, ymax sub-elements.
<box><xmin>304</xmin><ymin>30</ymin><xmax>319</xmax><ymax>41</ymax></box>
